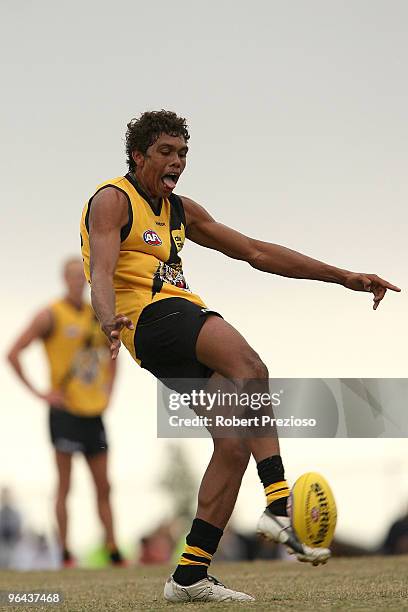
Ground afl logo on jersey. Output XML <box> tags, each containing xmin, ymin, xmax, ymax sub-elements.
<box><xmin>143</xmin><ymin>229</ymin><xmax>162</xmax><ymax>246</ymax></box>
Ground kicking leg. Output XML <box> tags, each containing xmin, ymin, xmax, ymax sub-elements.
<box><xmin>196</xmin><ymin>316</ymin><xmax>288</xmax><ymax>509</ymax></box>
<box><xmin>197</xmin><ymin>316</ymin><xmax>330</xmax><ymax>565</ymax></box>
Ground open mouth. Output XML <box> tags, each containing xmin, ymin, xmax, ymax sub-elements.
<box><xmin>161</xmin><ymin>173</ymin><xmax>179</xmax><ymax>190</ymax></box>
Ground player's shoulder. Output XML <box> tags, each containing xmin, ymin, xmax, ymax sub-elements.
<box><xmin>46</xmin><ymin>299</ymin><xmax>72</xmax><ymax>323</ymax></box>
<box><xmin>177</xmin><ymin>195</ymin><xmax>212</xmax><ymax>227</ymax></box>
<box><xmin>29</xmin><ymin>303</ymin><xmax>55</xmax><ymax>338</ymax></box>
<box><xmin>177</xmin><ymin>194</ymin><xmax>194</xmax><ymax>206</ymax></box>
<box><xmin>90</xmin><ymin>176</ymin><xmax>131</xmax><ymax>205</ymax></box>
<box><xmin>176</xmin><ymin>194</ymin><xmax>197</xmax><ymax>216</ymax></box>
<box><xmin>94</xmin><ymin>175</ymin><xmax>129</xmax><ymax>192</ymax></box>
<box><xmin>87</xmin><ymin>177</ymin><xmax>130</xmax><ymax>225</ymax></box>
<box><xmin>82</xmin><ymin>177</ymin><xmax>129</xmax><ymax>219</ymax></box>
<box><xmin>178</xmin><ymin>195</ymin><xmax>206</xmax><ymax>211</ymax></box>
<box><xmin>47</xmin><ymin>298</ymin><xmax>64</xmax><ymax>313</ymax></box>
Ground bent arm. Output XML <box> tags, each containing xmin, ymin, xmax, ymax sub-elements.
<box><xmin>89</xmin><ymin>188</ymin><xmax>127</xmax><ymax>332</ymax></box>
<box><xmin>6</xmin><ymin>309</ymin><xmax>53</xmax><ymax>398</ymax></box>
<box><xmin>183</xmin><ymin>196</ymin><xmax>349</xmax><ymax>284</ymax></box>
<box><xmin>89</xmin><ymin>187</ymin><xmax>134</xmax><ymax>357</ymax></box>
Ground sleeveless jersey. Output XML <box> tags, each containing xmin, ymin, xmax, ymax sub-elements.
<box><xmin>43</xmin><ymin>300</ymin><xmax>111</xmax><ymax>416</ymax></box>
<box><xmin>80</xmin><ymin>173</ymin><xmax>206</xmax><ymax>362</ymax></box>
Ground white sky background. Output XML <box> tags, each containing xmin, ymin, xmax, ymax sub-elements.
<box><xmin>1</xmin><ymin>0</ymin><xmax>408</xmax><ymax>554</ymax></box>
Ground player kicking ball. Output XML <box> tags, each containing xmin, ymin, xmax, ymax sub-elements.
<box><xmin>80</xmin><ymin>111</ymin><xmax>399</xmax><ymax>602</ymax></box>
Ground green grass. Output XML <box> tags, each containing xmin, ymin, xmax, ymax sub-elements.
<box><xmin>1</xmin><ymin>556</ymin><xmax>408</xmax><ymax>611</ymax></box>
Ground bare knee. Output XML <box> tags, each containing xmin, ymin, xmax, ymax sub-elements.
<box><xmin>96</xmin><ymin>480</ymin><xmax>111</xmax><ymax>501</ymax></box>
<box><xmin>56</xmin><ymin>483</ymin><xmax>70</xmax><ymax>506</ymax></box>
<box><xmin>247</xmin><ymin>356</ymin><xmax>269</xmax><ymax>379</ymax></box>
<box><xmin>234</xmin><ymin>353</ymin><xmax>269</xmax><ymax>381</ymax></box>
<box><xmin>213</xmin><ymin>439</ymin><xmax>250</xmax><ymax>471</ymax></box>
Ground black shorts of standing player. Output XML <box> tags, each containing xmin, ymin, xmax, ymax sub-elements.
<box><xmin>134</xmin><ymin>297</ymin><xmax>222</xmax><ymax>393</ymax></box>
<box><xmin>49</xmin><ymin>408</ymin><xmax>108</xmax><ymax>456</ymax></box>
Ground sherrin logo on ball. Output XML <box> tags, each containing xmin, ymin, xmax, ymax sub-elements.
<box><xmin>287</xmin><ymin>472</ymin><xmax>337</xmax><ymax>549</ymax></box>
<box><xmin>143</xmin><ymin>229</ymin><xmax>162</xmax><ymax>246</ymax></box>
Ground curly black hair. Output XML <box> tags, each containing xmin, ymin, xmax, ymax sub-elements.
<box><xmin>125</xmin><ymin>110</ymin><xmax>190</xmax><ymax>171</ymax></box>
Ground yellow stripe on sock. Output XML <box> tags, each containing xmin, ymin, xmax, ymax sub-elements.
<box><xmin>264</xmin><ymin>481</ymin><xmax>289</xmax><ymax>496</ymax></box>
<box><xmin>267</xmin><ymin>489</ymin><xmax>290</xmax><ymax>505</ymax></box>
<box><xmin>179</xmin><ymin>558</ymin><xmax>209</xmax><ymax>566</ymax></box>
<box><xmin>183</xmin><ymin>545</ymin><xmax>213</xmax><ymax>561</ymax></box>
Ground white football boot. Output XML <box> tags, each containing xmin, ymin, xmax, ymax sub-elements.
<box><xmin>163</xmin><ymin>574</ymin><xmax>255</xmax><ymax>603</ymax></box>
<box><xmin>257</xmin><ymin>509</ymin><xmax>331</xmax><ymax>566</ymax></box>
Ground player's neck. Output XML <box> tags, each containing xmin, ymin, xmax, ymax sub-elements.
<box><xmin>131</xmin><ymin>171</ymin><xmax>161</xmax><ymax>208</ymax></box>
<box><xmin>64</xmin><ymin>294</ymin><xmax>84</xmax><ymax>311</ymax></box>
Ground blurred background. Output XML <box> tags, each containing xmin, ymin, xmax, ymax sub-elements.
<box><xmin>1</xmin><ymin>0</ymin><xmax>408</xmax><ymax>568</ymax></box>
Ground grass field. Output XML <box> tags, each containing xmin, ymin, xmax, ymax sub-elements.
<box><xmin>1</xmin><ymin>556</ymin><xmax>408</xmax><ymax>611</ymax></box>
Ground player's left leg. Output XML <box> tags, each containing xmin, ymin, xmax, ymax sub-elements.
<box><xmin>167</xmin><ymin>319</ymin><xmax>284</xmax><ymax>602</ymax></box>
<box><xmin>54</xmin><ymin>450</ymin><xmax>74</xmax><ymax>567</ymax></box>
<box><xmin>85</xmin><ymin>451</ymin><xmax>125</xmax><ymax>566</ymax></box>
<box><xmin>196</xmin><ymin>436</ymin><xmax>250</xmax><ymax>528</ymax></box>
<box><xmin>165</xmin><ymin>435</ymin><xmax>254</xmax><ymax>603</ymax></box>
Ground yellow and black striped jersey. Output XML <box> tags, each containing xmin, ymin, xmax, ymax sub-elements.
<box><xmin>43</xmin><ymin>300</ymin><xmax>111</xmax><ymax>416</ymax></box>
<box><xmin>80</xmin><ymin>173</ymin><xmax>206</xmax><ymax>362</ymax></box>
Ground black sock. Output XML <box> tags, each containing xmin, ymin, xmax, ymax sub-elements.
<box><xmin>109</xmin><ymin>549</ymin><xmax>123</xmax><ymax>564</ymax></box>
<box><xmin>257</xmin><ymin>455</ymin><xmax>290</xmax><ymax>516</ymax></box>
<box><xmin>173</xmin><ymin>518</ymin><xmax>223</xmax><ymax>586</ymax></box>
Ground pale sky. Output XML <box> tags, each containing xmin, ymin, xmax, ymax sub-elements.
<box><xmin>1</xmin><ymin>0</ymin><xmax>407</xmax><ymax>554</ymax></box>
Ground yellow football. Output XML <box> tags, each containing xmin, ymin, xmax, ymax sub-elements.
<box><xmin>287</xmin><ymin>472</ymin><xmax>337</xmax><ymax>548</ymax></box>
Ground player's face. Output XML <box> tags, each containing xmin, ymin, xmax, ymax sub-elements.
<box><xmin>133</xmin><ymin>134</ymin><xmax>188</xmax><ymax>198</ymax></box>
<box><xmin>64</xmin><ymin>261</ymin><xmax>86</xmax><ymax>298</ymax></box>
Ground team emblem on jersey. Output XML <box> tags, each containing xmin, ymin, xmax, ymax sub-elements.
<box><xmin>143</xmin><ymin>229</ymin><xmax>162</xmax><ymax>246</ymax></box>
<box><xmin>63</xmin><ymin>325</ymin><xmax>80</xmax><ymax>338</ymax></box>
<box><xmin>154</xmin><ymin>261</ymin><xmax>191</xmax><ymax>292</ymax></box>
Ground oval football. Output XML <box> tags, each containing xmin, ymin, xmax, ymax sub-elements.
<box><xmin>289</xmin><ymin>472</ymin><xmax>337</xmax><ymax>548</ymax></box>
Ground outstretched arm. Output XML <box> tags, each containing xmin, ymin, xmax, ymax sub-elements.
<box><xmin>183</xmin><ymin>196</ymin><xmax>400</xmax><ymax>309</ymax></box>
<box><xmin>89</xmin><ymin>187</ymin><xmax>134</xmax><ymax>359</ymax></box>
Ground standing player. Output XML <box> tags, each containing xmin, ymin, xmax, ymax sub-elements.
<box><xmin>80</xmin><ymin>111</ymin><xmax>400</xmax><ymax>602</ymax></box>
<box><xmin>7</xmin><ymin>258</ymin><xmax>124</xmax><ymax>567</ymax></box>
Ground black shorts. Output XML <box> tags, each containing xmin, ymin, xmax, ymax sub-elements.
<box><xmin>134</xmin><ymin>297</ymin><xmax>222</xmax><ymax>386</ymax></box>
<box><xmin>49</xmin><ymin>407</ymin><xmax>108</xmax><ymax>456</ymax></box>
